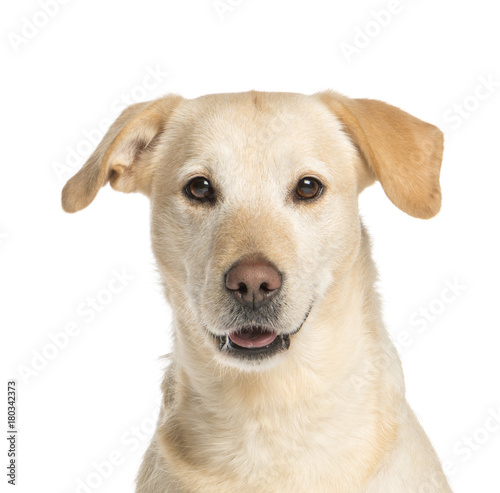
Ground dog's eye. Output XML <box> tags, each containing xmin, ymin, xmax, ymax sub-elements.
<box><xmin>185</xmin><ymin>177</ymin><xmax>215</xmax><ymax>203</ymax></box>
<box><xmin>295</xmin><ymin>177</ymin><xmax>322</xmax><ymax>200</ymax></box>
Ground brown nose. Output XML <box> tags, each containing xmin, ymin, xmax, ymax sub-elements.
<box><xmin>225</xmin><ymin>260</ymin><xmax>281</xmax><ymax>308</ymax></box>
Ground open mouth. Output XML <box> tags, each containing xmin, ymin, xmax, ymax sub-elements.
<box><xmin>229</xmin><ymin>326</ymin><xmax>278</xmax><ymax>348</ymax></box>
<box><xmin>211</xmin><ymin>305</ymin><xmax>312</xmax><ymax>360</ymax></box>
<box><xmin>215</xmin><ymin>326</ymin><xmax>290</xmax><ymax>358</ymax></box>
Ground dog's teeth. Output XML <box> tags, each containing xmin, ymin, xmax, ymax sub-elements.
<box><xmin>219</xmin><ymin>335</ymin><xmax>228</xmax><ymax>350</ymax></box>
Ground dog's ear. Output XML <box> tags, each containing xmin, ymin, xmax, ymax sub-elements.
<box><xmin>61</xmin><ymin>95</ymin><xmax>183</xmax><ymax>213</ymax></box>
<box><xmin>317</xmin><ymin>91</ymin><xmax>444</xmax><ymax>219</ymax></box>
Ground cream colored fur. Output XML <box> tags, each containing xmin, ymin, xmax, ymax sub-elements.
<box><xmin>62</xmin><ymin>90</ymin><xmax>451</xmax><ymax>492</ymax></box>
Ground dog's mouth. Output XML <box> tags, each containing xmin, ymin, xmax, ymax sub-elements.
<box><xmin>211</xmin><ymin>305</ymin><xmax>312</xmax><ymax>360</ymax></box>
<box><xmin>216</xmin><ymin>326</ymin><xmax>288</xmax><ymax>358</ymax></box>
<box><xmin>228</xmin><ymin>326</ymin><xmax>279</xmax><ymax>348</ymax></box>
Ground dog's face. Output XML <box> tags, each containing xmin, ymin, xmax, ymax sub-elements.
<box><xmin>150</xmin><ymin>93</ymin><xmax>366</xmax><ymax>367</ymax></box>
<box><xmin>62</xmin><ymin>91</ymin><xmax>443</xmax><ymax>370</ymax></box>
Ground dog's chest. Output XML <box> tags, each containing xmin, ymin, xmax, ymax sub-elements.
<box><xmin>190</xmin><ymin>400</ymin><xmax>361</xmax><ymax>490</ymax></box>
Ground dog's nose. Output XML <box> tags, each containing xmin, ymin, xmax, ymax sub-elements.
<box><xmin>225</xmin><ymin>260</ymin><xmax>281</xmax><ymax>308</ymax></box>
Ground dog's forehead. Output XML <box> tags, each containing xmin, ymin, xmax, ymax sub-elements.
<box><xmin>191</xmin><ymin>91</ymin><xmax>340</xmax><ymax>149</ymax></box>
<box><xmin>172</xmin><ymin>91</ymin><xmax>346</xmax><ymax>180</ymax></box>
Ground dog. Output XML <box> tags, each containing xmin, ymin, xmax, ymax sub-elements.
<box><xmin>62</xmin><ymin>90</ymin><xmax>452</xmax><ymax>492</ymax></box>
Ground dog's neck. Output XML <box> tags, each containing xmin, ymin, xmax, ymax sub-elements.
<box><xmin>158</xmin><ymin>228</ymin><xmax>405</xmax><ymax>489</ymax></box>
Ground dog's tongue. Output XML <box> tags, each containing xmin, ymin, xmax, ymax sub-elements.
<box><xmin>229</xmin><ymin>328</ymin><xmax>277</xmax><ymax>348</ymax></box>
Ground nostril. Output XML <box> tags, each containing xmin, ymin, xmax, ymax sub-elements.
<box><xmin>237</xmin><ymin>282</ymin><xmax>248</xmax><ymax>294</ymax></box>
<box><xmin>260</xmin><ymin>282</ymin><xmax>273</xmax><ymax>293</ymax></box>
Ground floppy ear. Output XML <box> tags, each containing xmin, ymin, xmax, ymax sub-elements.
<box><xmin>317</xmin><ymin>91</ymin><xmax>444</xmax><ymax>219</ymax></box>
<box><xmin>61</xmin><ymin>95</ymin><xmax>183</xmax><ymax>213</ymax></box>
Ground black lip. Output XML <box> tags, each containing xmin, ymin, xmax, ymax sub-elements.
<box><xmin>211</xmin><ymin>304</ymin><xmax>312</xmax><ymax>360</ymax></box>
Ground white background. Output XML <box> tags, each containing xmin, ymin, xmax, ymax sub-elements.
<box><xmin>2</xmin><ymin>1</ymin><xmax>499</xmax><ymax>492</ymax></box>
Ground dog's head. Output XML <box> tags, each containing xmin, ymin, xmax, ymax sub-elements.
<box><xmin>62</xmin><ymin>91</ymin><xmax>443</xmax><ymax>369</ymax></box>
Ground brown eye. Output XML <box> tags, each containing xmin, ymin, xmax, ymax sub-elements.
<box><xmin>295</xmin><ymin>177</ymin><xmax>322</xmax><ymax>200</ymax></box>
<box><xmin>185</xmin><ymin>177</ymin><xmax>215</xmax><ymax>203</ymax></box>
